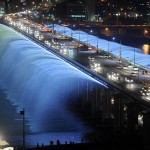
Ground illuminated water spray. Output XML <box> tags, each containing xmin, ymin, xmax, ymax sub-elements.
<box><xmin>0</xmin><ymin>24</ymin><xmax>107</xmax><ymax>145</ymax></box>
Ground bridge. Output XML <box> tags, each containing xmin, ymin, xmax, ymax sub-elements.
<box><xmin>1</xmin><ymin>16</ymin><xmax>150</xmax><ymax>148</ymax></box>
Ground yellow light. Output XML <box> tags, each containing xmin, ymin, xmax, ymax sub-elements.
<box><xmin>142</xmin><ymin>44</ymin><xmax>149</xmax><ymax>54</ymax></box>
<box><xmin>105</xmin><ymin>27</ymin><xmax>109</xmax><ymax>31</ymax></box>
<box><xmin>120</xmin><ymin>8</ymin><xmax>123</xmax><ymax>11</ymax></box>
<box><xmin>144</xmin><ymin>29</ymin><xmax>148</xmax><ymax>35</ymax></box>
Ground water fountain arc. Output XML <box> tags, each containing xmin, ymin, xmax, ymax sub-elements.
<box><xmin>0</xmin><ymin>24</ymin><xmax>107</xmax><ymax>147</ymax></box>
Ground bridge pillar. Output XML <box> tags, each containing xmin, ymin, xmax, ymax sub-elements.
<box><xmin>113</xmin><ymin>94</ymin><xmax>124</xmax><ymax>133</ymax></box>
<box><xmin>127</xmin><ymin>102</ymin><xmax>138</xmax><ymax>134</ymax></box>
<box><xmin>101</xmin><ymin>89</ymin><xmax>112</xmax><ymax>119</ymax></box>
<box><xmin>142</xmin><ymin>111</ymin><xmax>150</xmax><ymax>148</ymax></box>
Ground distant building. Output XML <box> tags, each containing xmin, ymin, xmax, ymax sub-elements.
<box><xmin>67</xmin><ymin>2</ymin><xmax>86</xmax><ymax>21</ymax></box>
<box><xmin>86</xmin><ymin>0</ymin><xmax>95</xmax><ymax>21</ymax></box>
<box><xmin>66</xmin><ymin>0</ymin><xmax>96</xmax><ymax>21</ymax></box>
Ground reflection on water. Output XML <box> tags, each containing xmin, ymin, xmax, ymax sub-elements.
<box><xmin>142</xmin><ymin>44</ymin><xmax>150</xmax><ymax>54</ymax></box>
<box><xmin>97</xmin><ymin>27</ymin><xmax>150</xmax><ymax>55</ymax></box>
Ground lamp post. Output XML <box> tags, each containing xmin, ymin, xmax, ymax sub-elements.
<box><xmin>118</xmin><ymin>39</ymin><xmax>122</xmax><ymax>63</ymax></box>
<box><xmin>96</xmin><ymin>34</ymin><xmax>99</xmax><ymax>53</ymax></box>
<box><xmin>70</xmin><ymin>29</ymin><xmax>73</xmax><ymax>39</ymax></box>
<box><xmin>116</xmin><ymin>13</ymin><xmax>119</xmax><ymax>25</ymax></box>
<box><xmin>87</xmin><ymin>30</ymin><xmax>93</xmax><ymax>57</ymax></box>
<box><xmin>107</xmin><ymin>41</ymin><xmax>109</xmax><ymax>55</ymax></box>
<box><xmin>79</xmin><ymin>27</ymin><xmax>80</xmax><ymax>42</ymax></box>
<box><xmin>64</xmin><ymin>26</ymin><xmax>65</xmax><ymax>34</ymax></box>
<box><xmin>87</xmin><ymin>33</ymin><xmax>88</xmax><ymax>45</ymax></box>
<box><xmin>20</xmin><ymin>109</ymin><xmax>25</xmax><ymax>149</ymax></box>
<box><xmin>112</xmin><ymin>37</ymin><xmax>122</xmax><ymax>62</ymax></box>
<box><xmin>71</xmin><ymin>24</ymin><xmax>76</xmax><ymax>39</ymax></box>
<box><xmin>138</xmin><ymin>66</ymin><xmax>140</xmax><ymax>87</ymax></box>
<box><xmin>88</xmin><ymin>29</ymin><xmax>93</xmax><ymax>45</ymax></box>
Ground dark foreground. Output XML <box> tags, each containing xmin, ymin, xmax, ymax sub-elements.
<box><xmin>23</xmin><ymin>134</ymin><xmax>147</xmax><ymax>150</ymax></box>
<box><xmin>25</xmin><ymin>141</ymin><xmax>143</xmax><ymax>150</ymax></box>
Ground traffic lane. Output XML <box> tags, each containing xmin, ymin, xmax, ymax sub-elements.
<box><xmin>86</xmin><ymin>55</ymin><xmax>147</xmax><ymax>92</ymax></box>
<box><xmin>10</xmin><ymin>18</ymin><xmax>150</xmax><ymax>102</ymax></box>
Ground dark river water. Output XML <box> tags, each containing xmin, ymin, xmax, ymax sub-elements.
<box><xmin>80</xmin><ymin>25</ymin><xmax>150</xmax><ymax>55</ymax></box>
<box><xmin>98</xmin><ymin>27</ymin><xmax>150</xmax><ymax>55</ymax></box>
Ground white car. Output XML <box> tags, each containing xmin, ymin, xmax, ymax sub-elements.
<box><xmin>133</xmin><ymin>67</ymin><xmax>138</xmax><ymax>71</ymax></box>
<box><xmin>123</xmin><ymin>66</ymin><xmax>128</xmax><ymax>69</ymax></box>
<box><xmin>125</xmin><ymin>77</ymin><xmax>133</xmax><ymax>83</ymax></box>
<box><xmin>107</xmin><ymin>72</ymin><xmax>119</xmax><ymax>77</ymax></box>
<box><xmin>107</xmin><ymin>72</ymin><xmax>120</xmax><ymax>80</ymax></box>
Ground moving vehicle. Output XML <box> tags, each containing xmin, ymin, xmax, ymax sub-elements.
<box><xmin>125</xmin><ymin>77</ymin><xmax>133</xmax><ymax>83</ymax></box>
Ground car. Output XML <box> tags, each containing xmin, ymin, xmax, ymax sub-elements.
<box><xmin>131</xmin><ymin>72</ymin><xmax>137</xmax><ymax>77</ymax></box>
<box><xmin>140</xmin><ymin>87</ymin><xmax>150</xmax><ymax>96</ymax></box>
<box><xmin>127</xmin><ymin>64</ymin><xmax>133</xmax><ymax>69</ymax></box>
<box><xmin>140</xmin><ymin>90</ymin><xmax>147</xmax><ymax>96</ymax></box>
<box><xmin>104</xmin><ymin>54</ymin><xmax>111</xmax><ymax>58</ymax></box>
<box><xmin>125</xmin><ymin>77</ymin><xmax>133</xmax><ymax>83</ymax></box>
<box><xmin>133</xmin><ymin>67</ymin><xmax>138</xmax><ymax>71</ymax></box>
<box><xmin>141</xmin><ymin>87</ymin><xmax>150</xmax><ymax>92</ymax></box>
<box><xmin>88</xmin><ymin>56</ymin><xmax>94</xmax><ymax>60</ymax></box>
<box><xmin>107</xmin><ymin>72</ymin><xmax>120</xmax><ymax>81</ymax></box>
<box><xmin>123</xmin><ymin>66</ymin><xmax>128</xmax><ymax>69</ymax></box>
<box><xmin>107</xmin><ymin>72</ymin><xmax>119</xmax><ymax>77</ymax></box>
<box><xmin>116</xmin><ymin>59</ymin><xmax>122</xmax><ymax>63</ymax></box>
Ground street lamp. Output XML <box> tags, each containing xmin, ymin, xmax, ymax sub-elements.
<box><xmin>133</xmin><ymin>46</ymin><xmax>136</xmax><ymax>66</ymax></box>
<box><xmin>70</xmin><ymin>29</ymin><xmax>73</xmax><ymax>39</ymax></box>
<box><xmin>116</xmin><ymin>13</ymin><xmax>119</xmax><ymax>25</ymax></box>
<box><xmin>63</xmin><ymin>26</ymin><xmax>66</xmax><ymax>37</ymax></box>
<box><xmin>96</xmin><ymin>34</ymin><xmax>99</xmax><ymax>53</ymax></box>
<box><xmin>144</xmin><ymin>29</ymin><xmax>148</xmax><ymax>36</ymax></box>
<box><xmin>90</xmin><ymin>29</ymin><xmax>93</xmax><ymax>34</ymax></box>
<box><xmin>112</xmin><ymin>37</ymin><xmax>115</xmax><ymax>40</ymax></box>
<box><xmin>107</xmin><ymin>41</ymin><xmax>109</xmax><ymax>55</ymax></box>
<box><xmin>79</xmin><ymin>27</ymin><xmax>80</xmax><ymax>42</ymax></box>
<box><xmin>87</xmin><ymin>33</ymin><xmax>88</xmax><ymax>45</ymax></box>
<box><xmin>87</xmin><ymin>29</ymin><xmax>93</xmax><ymax>45</ymax></box>
<box><xmin>119</xmin><ymin>39</ymin><xmax>122</xmax><ymax>63</ymax></box>
<box><xmin>113</xmin><ymin>37</ymin><xmax>122</xmax><ymax>63</ymax></box>
<box><xmin>111</xmin><ymin>36</ymin><xmax>121</xmax><ymax>62</ymax></box>
<box><xmin>20</xmin><ymin>109</ymin><xmax>25</xmax><ymax>149</ymax></box>
<box><xmin>70</xmin><ymin>24</ymin><xmax>76</xmax><ymax>39</ymax></box>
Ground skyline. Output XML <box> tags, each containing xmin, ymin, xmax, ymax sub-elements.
<box><xmin>0</xmin><ymin>0</ymin><xmax>149</xmax><ymax>23</ymax></box>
